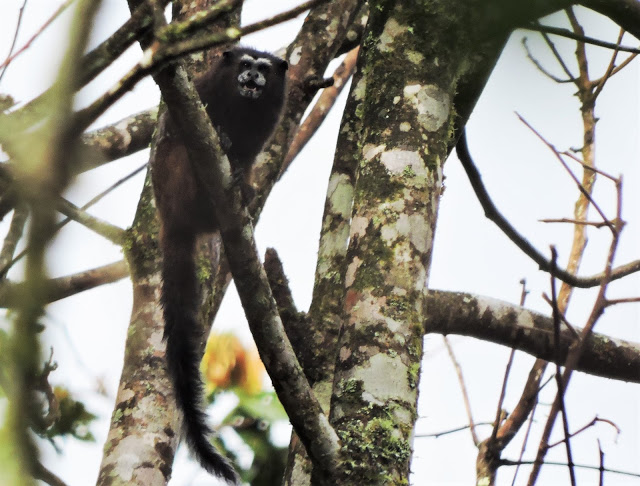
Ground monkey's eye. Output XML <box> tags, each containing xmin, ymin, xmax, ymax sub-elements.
<box><xmin>240</xmin><ymin>61</ymin><xmax>251</xmax><ymax>70</ymax></box>
<box><xmin>257</xmin><ymin>64</ymin><xmax>270</xmax><ymax>74</ymax></box>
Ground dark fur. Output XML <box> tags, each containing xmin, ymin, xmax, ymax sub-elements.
<box><xmin>152</xmin><ymin>48</ymin><xmax>288</xmax><ymax>483</ymax></box>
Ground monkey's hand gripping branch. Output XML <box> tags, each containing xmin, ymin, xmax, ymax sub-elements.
<box><xmin>154</xmin><ymin>62</ymin><xmax>341</xmax><ymax>479</ymax></box>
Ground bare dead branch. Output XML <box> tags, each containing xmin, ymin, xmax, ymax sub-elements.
<box><xmin>443</xmin><ymin>337</ymin><xmax>479</xmax><ymax>446</ymax></box>
<box><xmin>549</xmin><ymin>246</ymin><xmax>577</xmax><ymax>486</ymax></box>
<box><xmin>539</xmin><ymin>218</ymin><xmax>609</xmax><ymax>228</ymax></box>
<box><xmin>605</xmin><ymin>296</ymin><xmax>640</xmax><ymax>305</ymax></box>
<box><xmin>517</xmin><ymin>114</ymin><xmax>614</xmax><ymax>232</ymax></box>
<box><xmin>521</xmin><ymin>36</ymin><xmax>575</xmax><ymax>83</ymax></box>
<box><xmin>0</xmin><ymin>0</ymin><xmax>75</xmax><ymax>70</ymax></box>
<box><xmin>455</xmin><ymin>132</ymin><xmax>640</xmax><ymax>288</ymax></box>
<box><xmin>527</xmin><ymin>177</ymin><xmax>625</xmax><ymax>485</ymax></box>
<box><xmin>561</xmin><ymin>151</ymin><xmax>618</xmax><ymax>181</ymax></box>
<box><xmin>524</xmin><ymin>23</ymin><xmax>640</xmax><ymax>54</ymax></box>
<box><xmin>592</xmin><ymin>28</ymin><xmax>625</xmax><ymax>99</ymax></box>
<box><xmin>502</xmin><ymin>458</ymin><xmax>640</xmax><ymax>479</ymax></box>
<box><xmin>0</xmin><ymin>0</ymin><xmax>29</xmax><ymax>84</ymax></box>
<box><xmin>547</xmin><ymin>416</ymin><xmax>620</xmax><ymax>449</ymax></box>
<box><xmin>416</xmin><ymin>422</ymin><xmax>495</xmax><ymax>439</ymax></box>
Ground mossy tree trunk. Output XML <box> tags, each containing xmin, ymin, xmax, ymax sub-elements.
<box><xmin>325</xmin><ymin>2</ymin><xmax>470</xmax><ymax>484</ymax></box>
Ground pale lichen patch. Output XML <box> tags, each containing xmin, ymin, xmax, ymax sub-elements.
<box><xmin>115</xmin><ymin>120</ymin><xmax>133</xmax><ymax>146</ymax></box>
<box><xmin>384</xmin><ymin>316</ymin><xmax>403</xmax><ymax>333</ymax></box>
<box><xmin>380</xmin><ymin>224</ymin><xmax>398</xmax><ymax>244</ymax></box>
<box><xmin>353</xmin><ymin>353</ymin><xmax>410</xmax><ymax>404</ymax></box>
<box><xmin>111</xmin><ymin>436</ymin><xmax>147</xmax><ymax>480</ymax></box>
<box><xmin>363</xmin><ymin>143</ymin><xmax>386</xmax><ymax>161</ymax></box>
<box><xmin>289</xmin><ymin>46</ymin><xmax>303</xmax><ymax>66</ymax></box>
<box><xmin>353</xmin><ymin>76</ymin><xmax>367</xmax><ymax>101</ymax></box>
<box><xmin>348</xmin><ymin>294</ymin><xmax>386</xmax><ymax>323</ymax></box>
<box><xmin>345</xmin><ymin>256</ymin><xmax>363</xmax><ymax>287</ymax></box>
<box><xmin>399</xmin><ymin>121</ymin><xmax>411</xmax><ymax>132</ymax></box>
<box><xmin>380</xmin><ymin>149</ymin><xmax>425</xmax><ymax>178</ymax></box>
<box><xmin>327</xmin><ymin>173</ymin><xmax>354</xmax><ymax>218</ymax></box>
<box><xmin>405</xmin><ymin>49</ymin><xmax>425</xmax><ymax>64</ymax></box>
<box><xmin>377</xmin><ymin>19</ymin><xmax>408</xmax><ymax>52</ymax></box>
<box><xmin>407</xmin><ymin>214</ymin><xmax>429</xmax><ymax>253</ymax></box>
<box><xmin>351</xmin><ymin>216</ymin><xmax>369</xmax><ymax>238</ymax></box>
<box><xmin>403</xmin><ymin>83</ymin><xmax>451</xmax><ymax>132</ymax></box>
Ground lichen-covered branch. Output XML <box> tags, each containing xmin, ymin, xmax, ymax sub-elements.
<box><xmin>77</xmin><ymin>107</ymin><xmax>158</xmax><ymax>173</ymax></box>
<box><xmin>0</xmin><ymin>260</ymin><xmax>129</xmax><ymax>308</ymax></box>
<box><xmin>424</xmin><ymin>290</ymin><xmax>640</xmax><ymax>383</ymax></box>
<box><xmin>153</xmin><ymin>53</ymin><xmax>340</xmax><ymax>480</ymax></box>
<box><xmin>54</xmin><ymin>198</ymin><xmax>125</xmax><ymax>244</ymax></box>
<box><xmin>283</xmin><ymin>38</ymin><xmax>363</xmax><ymax>486</ymax></box>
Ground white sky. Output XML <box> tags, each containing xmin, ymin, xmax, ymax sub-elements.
<box><xmin>0</xmin><ymin>1</ymin><xmax>638</xmax><ymax>485</ymax></box>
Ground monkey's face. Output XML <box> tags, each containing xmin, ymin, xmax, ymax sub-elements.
<box><xmin>236</xmin><ymin>54</ymin><xmax>275</xmax><ymax>100</ymax></box>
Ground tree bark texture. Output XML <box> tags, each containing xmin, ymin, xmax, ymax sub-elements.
<box><xmin>326</xmin><ymin>1</ymin><xmax>473</xmax><ymax>483</ymax></box>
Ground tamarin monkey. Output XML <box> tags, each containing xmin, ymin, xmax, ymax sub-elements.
<box><xmin>152</xmin><ymin>47</ymin><xmax>288</xmax><ymax>483</ymax></box>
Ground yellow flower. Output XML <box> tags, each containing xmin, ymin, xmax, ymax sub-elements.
<box><xmin>201</xmin><ymin>333</ymin><xmax>265</xmax><ymax>395</ymax></box>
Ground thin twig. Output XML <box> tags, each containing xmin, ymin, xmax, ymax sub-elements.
<box><xmin>415</xmin><ymin>422</ymin><xmax>495</xmax><ymax>439</ymax></box>
<box><xmin>541</xmin><ymin>293</ymin><xmax>580</xmax><ymax>339</ymax></box>
<box><xmin>524</xmin><ymin>24</ymin><xmax>640</xmax><ymax>54</ymax></box>
<box><xmin>503</xmin><ymin>459</ymin><xmax>640</xmax><ymax>478</ymax></box>
<box><xmin>521</xmin><ymin>37</ymin><xmax>573</xmax><ymax>83</ymax></box>
<box><xmin>604</xmin><ymin>296</ymin><xmax>640</xmax><ymax>306</ymax></box>
<box><xmin>0</xmin><ymin>163</ymin><xmax>146</xmax><ymax>276</ymax></box>
<box><xmin>593</xmin><ymin>28</ymin><xmax>624</xmax><ymax>100</ymax></box>
<box><xmin>443</xmin><ymin>336</ymin><xmax>479</xmax><ymax>445</ymax></box>
<box><xmin>561</xmin><ymin>151</ymin><xmax>618</xmax><ymax>181</ymax></box>
<box><xmin>509</xmin><ymin>392</ymin><xmax>539</xmax><ymax>486</ymax></box>
<box><xmin>454</xmin><ymin>132</ymin><xmax>640</xmax><ymax>288</ymax></box>
<box><xmin>534</xmin><ymin>20</ymin><xmax>577</xmax><ymax>83</ymax></box>
<box><xmin>547</xmin><ymin>416</ymin><xmax>620</xmax><ymax>449</ymax></box>
<box><xmin>517</xmin><ymin>113</ymin><xmax>614</xmax><ymax>233</ymax></box>
<box><xmin>0</xmin><ymin>0</ymin><xmax>76</xmax><ymax>70</ymax></box>
<box><xmin>539</xmin><ymin>218</ymin><xmax>609</xmax><ymax>228</ymax></box>
<box><xmin>0</xmin><ymin>0</ymin><xmax>29</xmax><ymax>85</ymax></box>
<box><xmin>549</xmin><ymin>246</ymin><xmax>577</xmax><ymax>486</ymax></box>
<box><xmin>598</xmin><ymin>440</ymin><xmax>605</xmax><ymax>486</ymax></box>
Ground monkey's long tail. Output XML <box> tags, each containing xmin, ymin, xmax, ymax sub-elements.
<box><xmin>160</xmin><ymin>229</ymin><xmax>239</xmax><ymax>484</ymax></box>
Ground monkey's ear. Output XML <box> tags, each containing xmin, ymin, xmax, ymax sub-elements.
<box><xmin>278</xmin><ymin>59</ymin><xmax>289</xmax><ymax>72</ymax></box>
<box><xmin>222</xmin><ymin>50</ymin><xmax>234</xmax><ymax>63</ymax></box>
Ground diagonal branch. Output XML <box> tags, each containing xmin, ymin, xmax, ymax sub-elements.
<box><xmin>524</xmin><ymin>23</ymin><xmax>640</xmax><ymax>54</ymax></box>
<box><xmin>150</xmin><ymin>22</ymin><xmax>340</xmax><ymax>485</ymax></box>
<box><xmin>455</xmin><ymin>132</ymin><xmax>640</xmax><ymax>288</ymax></box>
<box><xmin>0</xmin><ymin>260</ymin><xmax>129</xmax><ymax>308</ymax></box>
